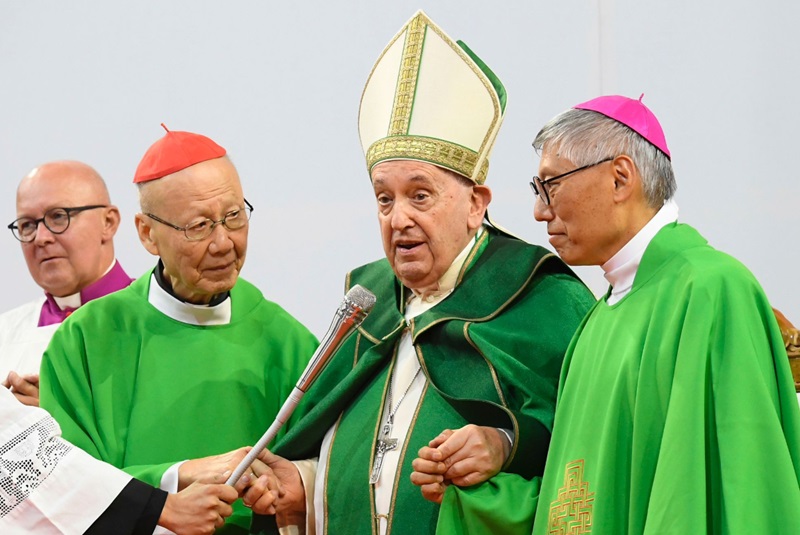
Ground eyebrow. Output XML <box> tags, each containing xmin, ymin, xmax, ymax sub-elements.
<box><xmin>373</xmin><ymin>174</ymin><xmax>434</xmax><ymax>187</ymax></box>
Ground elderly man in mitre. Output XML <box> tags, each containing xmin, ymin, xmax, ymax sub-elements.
<box><xmin>250</xmin><ymin>10</ymin><xmax>595</xmax><ymax>535</ymax></box>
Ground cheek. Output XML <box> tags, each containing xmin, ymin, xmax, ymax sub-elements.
<box><xmin>378</xmin><ymin>218</ymin><xmax>394</xmax><ymax>253</ymax></box>
<box><xmin>21</xmin><ymin>246</ymin><xmax>37</xmax><ymax>267</ymax></box>
<box><xmin>233</xmin><ymin>233</ymin><xmax>248</xmax><ymax>259</ymax></box>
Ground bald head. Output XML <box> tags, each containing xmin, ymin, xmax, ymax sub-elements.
<box><xmin>19</xmin><ymin>161</ymin><xmax>110</xmax><ymax>205</ymax></box>
<box><xmin>15</xmin><ymin>160</ymin><xmax>121</xmax><ymax>297</ymax></box>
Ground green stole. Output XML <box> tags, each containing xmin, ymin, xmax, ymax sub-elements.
<box><xmin>253</xmin><ymin>228</ymin><xmax>569</xmax><ymax>534</ymax></box>
<box><xmin>322</xmin><ymin>235</ymin><xmax>492</xmax><ymax>534</ymax></box>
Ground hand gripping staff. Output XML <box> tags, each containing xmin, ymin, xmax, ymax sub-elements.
<box><xmin>226</xmin><ymin>284</ymin><xmax>377</xmax><ymax>485</ymax></box>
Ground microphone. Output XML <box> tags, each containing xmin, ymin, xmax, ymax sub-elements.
<box><xmin>225</xmin><ymin>284</ymin><xmax>377</xmax><ymax>486</ymax></box>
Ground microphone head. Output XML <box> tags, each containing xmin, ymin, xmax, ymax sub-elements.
<box><xmin>342</xmin><ymin>284</ymin><xmax>377</xmax><ymax>327</ymax></box>
<box><xmin>345</xmin><ymin>284</ymin><xmax>377</xmax><ymax>313</ymax></box>
<box><xmin>295</xmin><ymin>284</ymin><xmax>377</xmax><ymax>392</ymax></box>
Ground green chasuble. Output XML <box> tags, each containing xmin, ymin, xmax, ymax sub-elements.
<box><xmin>252</xmin><ymin>228</ymin><xmax>595</xmax><ymax>535</ymax></box>
<box><xmin>39</xmin><ymin>272</ymin><xmax>319</xmax><ymax>534</ymax></box>
<box><xmin>534</xmin><ymin>223</ymin><xmax>800</xmax><ymax>535</ymax></box>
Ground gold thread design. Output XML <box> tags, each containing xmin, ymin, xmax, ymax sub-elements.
<box><xmin>366</xmin><ymin>136</ymin><xmax>489</xmax><ymax>185</ymax></box>
<box><xmin>389</xmin><ymin>15</ymin><xmax>425</xmax><ymax>136</ymax></box>
<box><xmin>412</xmin><ymin>251</ymin><xmax>557</xmax><ymax>341</ymax></box>
<box><xmin>455</xmin><ymin>230</ymin><xmax>489</xmax><ymax>287</ymax></box>
<box><xmin>548</xmin><ymin>459</ymin><xmax>594</xmax><ymax>534</ymax></box>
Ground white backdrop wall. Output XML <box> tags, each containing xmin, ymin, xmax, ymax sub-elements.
<box><xmin>1</xmin><ymin>1</ymin><xmax>798</xmax><ymax>338</ymax></box>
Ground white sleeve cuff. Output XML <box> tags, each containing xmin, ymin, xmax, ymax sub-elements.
<box><xmin>277</xmin><ymin>458</ymin><xmax>318</xmax><ymax>535</ymax></box>
<box><xmin>159</xmin><ymin>461</ymin><xmax>186</xmax><ymax>493</ymax></box>
<box><xmin>496</xmin><ymin>428</ymin><xmax>514</xmax><ymax>460</ymax></box>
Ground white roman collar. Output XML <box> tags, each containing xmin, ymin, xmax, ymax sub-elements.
<box><xmin>52</xmin><ymin>259</ymin><xmax>117</xmax><ymax>310</ymax></box>
<box><xmin>602</xmin><ymin>200</ymin><xmax>679</xmax><ymax>305</ymax></box>
<box><xmin>147</xmin><ymin>273</ymin><xmax>232</xmax><ymax>326</ymax></box>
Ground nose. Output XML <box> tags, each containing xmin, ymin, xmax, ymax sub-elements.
<box><xmin>32</xmin><ymin>221</ymin><xmax>55</xmax><ymax>246</ymax></box>
<box><xmin>390</xmin><ymin>200</ymin><xmax>414</xmax><ymax>230</ymax></box>
<box><xmin>533</xmin><ymin>196</ymin><xmax>553</xmax><ymax>222</ymax></box>
<box><xmin>207</xmin><ymin>222</ymin><xmax>235</xmax><ymax>254</ymax></box>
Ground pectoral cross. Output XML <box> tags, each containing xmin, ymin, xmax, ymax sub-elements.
<box><xmin>369</xmin><ymin>422</ymin><xmax>397</xmax><ymax>484</ymax></box>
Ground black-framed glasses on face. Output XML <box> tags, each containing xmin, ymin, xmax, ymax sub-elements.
<box><xmin>530</xmin><ymin>157</ymin><xmax>615</xmax><ymax>206</ymax></box>
<box><xmin>8</xmin><ymin>205</ymin><xmax>108</xmax><ymax>242</ymax></box>
<box><xmin>145</xmin><ymin>199</ymin><xmax>254</xmax><ymax>241</ymax></box>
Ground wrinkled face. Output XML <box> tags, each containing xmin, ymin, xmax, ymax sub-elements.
<box><xmin>16</xmin><ymin>163</ymin><xmax>117</xmax><ymax>297</ymax></box>
<box><xmin>371</xmin><ymin>160</ymin><xmax>488</xmax><ymax>293</ymax></box>
<box><xmin>533</xmin><ymin>148</ymin><xmax>618</xmax><ymax>265</ymax></box>
<box><xmin>136</xmin><ymin>157</ymin><xmax>248</xmax><ymax>304</ymax></box>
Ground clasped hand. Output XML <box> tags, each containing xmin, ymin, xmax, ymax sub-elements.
<box><xmin>410</xmin><ymin>424</ymin><xmax>509</xmax><ymax>504</ymax></box>
<box><xmin>178</xmin><ymin>446</ymin><xmax>284</xmax><ymax>515</ymax></box>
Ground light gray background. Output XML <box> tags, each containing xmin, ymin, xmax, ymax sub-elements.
<box><xmin>1</xmin><ymin>1</ymin><xmax>798</xmax><ymax>338</ymax></box>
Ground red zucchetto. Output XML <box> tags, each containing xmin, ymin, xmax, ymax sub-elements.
<box><xmin>133</xmin><ymin>123</ymin><xmax>226</xmax><ymax>183</ymax></box>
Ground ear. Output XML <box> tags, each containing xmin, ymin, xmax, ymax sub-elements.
<box><xmin>468</xmin><ymin>184</ymin><xmax>493</xmax><ymax>230</ymax></box>
<box><xmin>610</xmin><ymin>155</ymin><xmax>639</xmax><ymax>203</ymax></box>
<box><xmin>135</xmin><ymin>213</ymin><xmax>160</xmax><ymax>257</ymax></box>
<box><xmin>101</xmin><ymin>205</ymin><xmax>122</xmax><ymax>242</ymax></box>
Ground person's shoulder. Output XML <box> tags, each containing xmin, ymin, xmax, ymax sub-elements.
<box><xmin>672</xmin><ymin>237</ymin><xmax>756</xmax><ymax>284</ymax></box>
<box><xmin>344</xmin><ymin>258</ymin><xmax>395</xmax><ymax>296</ymax></box>
<box><xmin>64</xmin><ymin>276</ymin><xmax>146</xmax><ymax>326</ymax></box>
<box><xmin>657</xmin><ymin>227</ymin><xmax>762</xmax><ymax>296</ymax></box>
<box><xmin>235</xmin><ymin>277</ymin><xmax>315</xmax><ymax>335</ymax></box>
<box><xmin>0</xmin><ymin>297</ymin><xmax>47</xmax><ymax>340</ymax></box>
<box><xmin>488</xmin><ymin>231</ymin><xmax>588</xmax><ymax>287</ymax></box>
<box><xmin>348</xmin><ymin>257</ymin><xmax>393</xmax><ymax>280</ymax></box>
<box><xmin>0</xmin><ymin>296</ymin><xmax>45</xmax><ymax>322</ymax></box>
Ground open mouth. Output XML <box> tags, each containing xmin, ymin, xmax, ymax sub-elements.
<box><xmin>396</xmin><ymin>242</ymin><xmax>422</xmax><ymax>252</ymax></box>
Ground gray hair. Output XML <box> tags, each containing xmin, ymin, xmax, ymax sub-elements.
<box><xmin>137</xmin><ymin>181</ymin><xmax>156</xmax><ymax>213</ymax></box>
<box><xmin>532</xmin><ymin>108</ymin><xmax>676</xmax><ymax>207</ymax></box>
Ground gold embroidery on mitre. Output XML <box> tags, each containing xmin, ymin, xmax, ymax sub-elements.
<box><xmin>548</xmin><ymin>459</ymin><xmax>594</xmax><ymax>534</ymax></box>
<box><xmin>366</xmin><ymin>136</ymin><xmax>489</xmax><ymax>184</ymax></box>
<box><xmin>389</xmin><ymin>14</ymin><xmax>425</xmax><ymax>136</ymax></box>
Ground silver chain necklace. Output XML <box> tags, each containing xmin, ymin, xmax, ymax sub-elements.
<box><xmin>369</xmin><ymin>364</ymin><xmax>422</xmax><ymax>484</ymax></box>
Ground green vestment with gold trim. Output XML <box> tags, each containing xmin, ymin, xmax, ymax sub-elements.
<box><xmin>252</xmin><ymin>228</ymin><xmax>595</xmax><ymax>534</ymax></box>
<box><xmin>533</xmin><ymin>223</ymin><xmax>800</xmax><ymax>534</ymax></box>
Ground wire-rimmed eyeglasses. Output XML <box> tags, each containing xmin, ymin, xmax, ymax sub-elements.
<box><xmin>530</xmin><ymin>157</ymin><xmax>614</xmax><ymax>205</ymax></box>
<box><xmin>8</xmin><ymin>205</ymin><xmax>108</xmax><ymax>242</ymax></box>
<box><xmin>145</xmin><ymin>199</ymin><xmax>253</xmax><ymax>241</ymax></box>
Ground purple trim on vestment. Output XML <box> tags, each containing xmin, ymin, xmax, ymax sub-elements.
<box><xmin>37</xmin><ymin>260</ymin><xmax>134</xmax><ymax>327</ymax></box>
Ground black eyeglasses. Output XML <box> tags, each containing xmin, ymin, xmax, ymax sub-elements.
<box><xmin>8</xmin><ymin>205</ymin><xmax>108</xmax><ymax>242</ymax></box>
<box><xmin>530</xmin><ymin>157</ymin><xmax>614</xmax><ymax>205</ymax></box>
<box><xmin>145</xmin><ymin>199</ymin><xmax>253</xmax><ymax>241</ymax></box>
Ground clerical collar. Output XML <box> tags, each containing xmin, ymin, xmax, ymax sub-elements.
<box><xmin>406</xmin><ymin>226</ymin><xmax>484</xmax><ymax>319</ymax></box>
<box><xmin>153</xmin><ymin>260</ymin><xmax>230</xmax><ymax>307</ymax></box>
<box><xmin>52</xmin><ymin>260</ymin><xmax>119</xmax><ymax>310</ymax></box>
<box><xmin>148</xmin><ymin>262</ymin><xmax>232</xmax><ymax>326</ymax></box>
<box><xmin>602</xmin><ymin>200</ymin><xmax>679</xmax><ymax>305</ymax></box>
<box><xmin>40</xmin><ymin>259</ymin><xmax>134</xmax><ymax>327</ymax></box>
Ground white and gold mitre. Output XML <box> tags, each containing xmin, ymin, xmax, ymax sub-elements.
<box><xmin>358</xmin><ymin>10</ymin><xmax>507</xmax><ymax>184</ymax></box>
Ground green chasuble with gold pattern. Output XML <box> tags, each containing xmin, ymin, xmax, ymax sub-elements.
<box><xmin>252</xmin><ymin>228</ymin><xmax>595</xmax><ymax>534</ymax></box>
<box><xmin>533</xmin><ymin>223</ymin><xmax>800</xmax><ymax>535</ymax></box>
